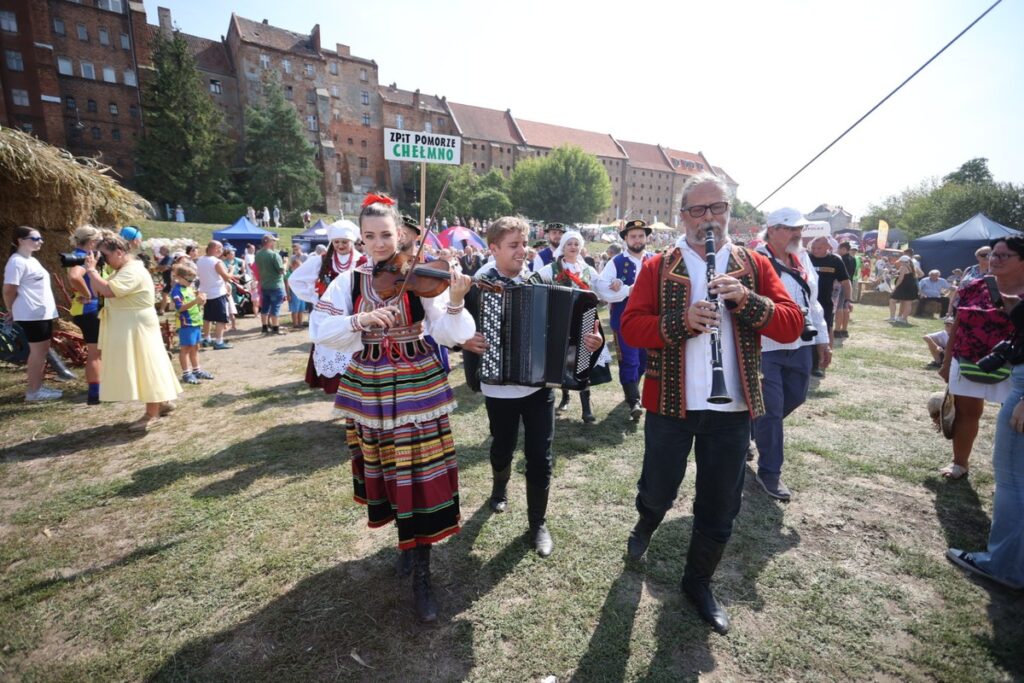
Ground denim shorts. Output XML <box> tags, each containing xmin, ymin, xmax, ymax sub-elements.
<box><xmin>178</xmin><ymin>325</ymin><xmax>202</xmax><ymax>348</ymax></box>
<box><xmin>260</xmin><ymin>287</ymin><xmax>285</xmax><ymax>316</ymax></box>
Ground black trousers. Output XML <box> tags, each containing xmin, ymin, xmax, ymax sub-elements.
<box><xmin>636</xmin><ymin>410</ymin><xmax>750</xmax><ymax>544</ymax></box>
<box><xmin>485</xmin><ymin>388</ymin><xmax>555</xmax><ymax>489</ymax></box>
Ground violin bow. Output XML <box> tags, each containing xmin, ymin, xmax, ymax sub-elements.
<box><xmin>393</xmin><ymin>177</ymin><xmax>452</xmax><ymax>303</ymax></box>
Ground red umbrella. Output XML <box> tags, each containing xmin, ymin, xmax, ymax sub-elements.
<box><xmin>438</xmin><ymin>226</ymin><xmax>486</xmax><ymax>250</ymax></box>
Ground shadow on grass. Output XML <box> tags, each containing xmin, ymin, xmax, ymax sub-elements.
<box><xmin>270</xmin><ymin>342</ymin><xmax>312</xmax><ymax>355</ymax></box>
<box><xmin>115</xmin><ymin>420</ymin><xmax>341</xmax><ymax>500</ymax></box>
<box><xmin>199</xmin><ymin>380</ymin><xmax>310</xmax><ymax>413</ymax></box>
<box><xmin>148</xmin><ymin>503</ymin><xmax>528</xmax><ymax>681</ymax></box>
<box><xmin>0</xmin><ymin>423</ymin><xmax>146</xmax><ymax>462</ymax></box>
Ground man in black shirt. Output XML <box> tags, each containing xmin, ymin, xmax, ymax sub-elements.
<box><xmin>835</xmin><ymin>241</ymin><xmax>858</xmax><ymax>339</ymax></box>
<box><xmin>808</xmin><ymin>237</ymin><xmax>851</xmax><ymax>378</ymax></box>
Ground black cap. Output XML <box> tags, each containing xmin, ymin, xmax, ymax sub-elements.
<box><xmin>531</xmin><ymin>240</ymin><xmax>547</xmax><ymax>249</ymax></box>
<box><xmin>400</xmin><ymin>214</ymin><xmax>422</xmax><ymax>235</ymax></box>
<box><xmin>545</xmin><ymin>222</ymin><xmax>565</xmax><ymax>233</ymax></box>
<box><xmin>619</xmin><ymin>219</ymin><xmax>651</xmax><ymax>238</ymax></box>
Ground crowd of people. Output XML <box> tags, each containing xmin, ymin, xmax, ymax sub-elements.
<box><xmin>4</xmin><ymin>174</ymin><xmax>1022</xmax><ymax>633</ymax></box>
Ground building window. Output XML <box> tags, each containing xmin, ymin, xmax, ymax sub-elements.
<box><xmin>305</xmin><ymin>63</ymin><xmax>314</xmax><ymax>77</ymax></box>
<box><xmin>329</xmin><ymin>85</ymin><xmax>338</xmax><ymax>98</ymax></box>
<box><xmin>120</xmin><ymin>32</ymin><xmax>130</xmax><ymax>49</ymax></box>
<box><xmin>99</xmin><ymin>28</ymin><xmax>109</xmax><ymax>45</ymax></box>
<box><xmin>282</xmin><ymin>59</ymin><xmax>291</xmax><ymax>74</ymax></box>
<box><xmin>209</xmin><ymin>79</ymin><xmax>222</xmax><ymax>94</ymax></box>
<box><xmin>81</xmin><ymin>62</ymin><xmax>96</xmax><ymax>80</ymax></box>
<box><xmin>306</xmin><ymin>115</ymin><xmax>318</xmax><ymax>132</ymax></box>
<box><xmin>53</xmin><ymin>18</ymin><xmax>65</xmax><ymax>35</ymax></box>
<box><xmin>329</xmin><ymin>61</ymin><xmax>338</xmax><ymax>75</ymax></box>
<box><xmin>102</xmin><ymin>66</ymin><xmax>116</xmax><ymax>83</ymax></box>
<box><xmin>306</xmin><ymin>89</ymin><xmax>316</xmax><ymax>104</ymax></box>
<box><xmin>57</xmin><ymin>56</ymin><xmax>73</xmax><ymax>75</ymax></box>
<box><xmin>87</xmin><ymin>99</ymin><xmax>97</xmax><ymax>112</ymax></box>
<box><xmin>335</xmin><ymin>171</ymin><xmax>341</xmax><ymax>186</ymax></box>
<box><xmin>98</xmin><ymin>0</ymin><xmax>124</xmax><ymax>12</ymax></box>
<box><xmin>359</xmin><ymin>157</ymin><xmax>368</xmax><ymax>169</ymax></box>
<box><xmin>129</xmin><ymin>104</ymin><xmax>139</xmax><ymax>119</ymax></box>
<box><xmin>284</xmin><ymin>85</ymin><xmax>293</xmax><ymax>100</ymax></box>
<box><xmin>91</xmin><ymin>126</ymin><xmax>101</xmax><ymax>140</ymax></box>
<box><xmin>112</xmin><ymin>128</ymin><xmax>121</xmax><ymax>141</ymax></box>
<box><xmin>1</xmin><ymin>10</ymin><xmax>17</xmax><ymax>33</ymax></box>
<box><xmin>347</xmin><ymin>137</ymin><xmax>353</xmax><ymax>145</ymax></box>
<box><xmin>359</xmin><ymin>68</ymin><xmax>367</xmax><ymax>81</ymax></box>
<box><xmin>5</xmin><ymin>50</ymin><xmax>24</xmax><ymax>71</ymax></box>
<box><xmin>438</xmin><ymin>117</ymin><xmax>445</xmax><ymax>128</ymax></box>
<box><xmin>77</xmin><ymin>24</ymin><xmax>88</xmax><ymax>41</ymax></box>
<box><xmin>108</xmin><ymin>102</ymin><xmax>118</xmax><ymax>115</ymax></box>
<box><xmin>66</xmin><ymin>96</ymin><xmax>76</xmax><ymax>110</ymax></box>
<box><xmin>361</xmin><ymin>113</ymin><xmax>370</xmax><ymax>126</ymax></box>
<box><xmin>360</xmin><ymin>90</ymin><xmax>369</xmax><ymax>105</ymax></box>
<box><xmin>123</xmin><ymin>69</ymin><xmax>136</xmax><ymax>86</ymax></box>
<box><xmin>424</xmin><ymin>121</ymin><xmax>432</xmax><ymax>133</ymax></box>
<box><xmin>360</xmin><ymin>139</ymin><xmax>367</xmax><ymax>148</ymax></box>
<box><xmin>395</xmin><ymin>114</ymin><xmax>404</xmax><ymax>130</ymax></box>
<box><xmin>11</xmin><ymin>89</ymin><xmax>29</xmax><ymax>106</ymax></box>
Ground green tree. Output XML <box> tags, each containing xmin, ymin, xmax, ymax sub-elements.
<box><xmin>423</xmin><ymin>163</ymin><xmax>481</xmax><ymax>222</ymax></box>
<box><xmin>509</xmin><ymin>145</ymin><xmax>611</xmax><ymax>223</ymax></box>
<box><xmin>242</xmin><ymin>76</ymin><xmax>322</xmax><ymax>211</ymax></box>
<box><xmin>943</xmin><ymin>157</ymin><xmax>993</xmax><ymax>185</ymax></box>
<box><xmin>470</xmin><ymin>188</ymin><xmax>513</xmax><ymax>219</ymax></box>
<box><xmin>731</xmin><ymin>198</ymin><xmax>764</xmax><ymax>224</ymax></box>
<box><xmin>135</xmin><ymin>30</ymin><xmax>233</xmax><ymax>209</ymax></box>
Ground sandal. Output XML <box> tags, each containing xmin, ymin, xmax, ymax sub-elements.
<box><xmin>939</xmin><ymin>463</ymin><xmax>968</xmax><ymax>479</ymax></box>
<box><xmin>128</xmin><ymin>415</ymin><xmax>160</xmax><ymax>432</ymax></box>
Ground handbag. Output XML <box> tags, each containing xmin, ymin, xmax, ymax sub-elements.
<box><xmin>957</xmin><ymin>359</ymin><xmax>1010</xmax><ymax>384</ymax></box>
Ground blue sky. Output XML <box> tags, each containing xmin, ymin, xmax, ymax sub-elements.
<box><xmin>147</xmin><ymin>0</ymin><xmax>1023</xmax><ymax>219</ymax></box>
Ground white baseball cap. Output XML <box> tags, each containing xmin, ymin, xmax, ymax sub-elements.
<box><xmin>765</xmin><ymin>207</ymin><xmax>809</xmax><ymax>228</ymax></box>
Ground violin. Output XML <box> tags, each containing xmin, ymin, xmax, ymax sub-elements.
<box><xmin>372</xmin><ymin>252</ymin><xmax>502</xmax><ymax>300</ymax></box>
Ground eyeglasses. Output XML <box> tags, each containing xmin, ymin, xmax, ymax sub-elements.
<box><xmin>681</xmin><ymin>201</ymin><xmax>730</xmax><ymax>218</ymax></box>
<box><xmin>989</xmin><ymin>252</ymin><xmax>1019</xmax><ymax>261</ymax></box>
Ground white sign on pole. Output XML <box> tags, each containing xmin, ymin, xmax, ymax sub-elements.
<box><xmin>802</xmin><ymin>221</ymin><xmax>831</xmax><ymax>239</ymax></box>
<box><xmin>384</xmin><ymin>128</ymin><xmax>461</xmax><ymax>165</ymax></box>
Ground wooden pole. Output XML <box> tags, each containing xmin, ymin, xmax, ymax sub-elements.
<box><xmin>419</xmin><ymin>163</ymin><xmax>427</xmax><ymax>231</ymax></box>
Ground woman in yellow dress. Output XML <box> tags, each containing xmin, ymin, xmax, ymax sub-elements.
<box><xmin>84</xmin><ymin>231</ymin><xmax>181</xmax><ymax>430</ymax></box>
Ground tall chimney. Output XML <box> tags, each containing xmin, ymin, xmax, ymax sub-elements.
<box><xmin>310</xmin><ymin>24</ymin><xmax>321</xmax><ymax>52</ymax></box>
<box><xmin>157</xmin><ymin>6</ymin><xmax>172</xmax><ymax>33</ymax></box>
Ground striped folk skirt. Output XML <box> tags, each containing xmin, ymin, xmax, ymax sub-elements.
<box><xmin>338</xmin><ymin>343</ymin><xmax>461</xmax><ymax>548</ymax></box>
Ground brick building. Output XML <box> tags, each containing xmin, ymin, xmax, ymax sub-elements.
<box><xmin>445</xmin><ymin>101</ymin><xmax>525</xmax><ymax>177</ymax></box>
<box><xmin>1</xmin><ymin>0</ymin><xmax>148</xmax><ymax>179</ymax></box>
<box><xmin>617</xmin><ymin>140</ymin><xmax>679</xmax><ymax>225</ymax></box>
<box><xmin>379</xmin><ymin>84</ymin><xmax>452</xmax><ymax>197</ymax></box>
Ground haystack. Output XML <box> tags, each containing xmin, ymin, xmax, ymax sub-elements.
<box><xmin>0</xmin><ymin>125</ymin><xmax>151</xmax><ymax>275</ymax></box>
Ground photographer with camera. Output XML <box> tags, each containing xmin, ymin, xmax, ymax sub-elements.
<box><xmin>946</xmin><ymin>235</ymin><xmax>1024</xmax><ymax>590</ymax></box>
<box><xmin>752</xmin><ymin>208</ymin><xmax>830</xmax><ymax>501</ymax></box>
<box><xmin>938</xmin><ymin>238</ymin><xmax>1022</xmax><ymax>479</ymax></box>
<box><xmin>65</xmin><ymin>226</ymin><xmax>103</xmax><ymax>404</ymax></box>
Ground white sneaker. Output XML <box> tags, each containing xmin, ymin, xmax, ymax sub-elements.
<box><xmin>26</xmin><ymin>387</ymin><xmax>62</xmax><ymax>402</ymax></box>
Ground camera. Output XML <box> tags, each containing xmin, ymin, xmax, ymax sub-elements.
<box><xmin>59</xmin><ymin>252</ymin><xmax>87</xmax><ymax>268</ymax></box>
<box><xmin>977</xmin><ymin>339</ymin><xmax>1024</xmax><ymax>372</ymax></box>
<box><xmin>799</xmin><ymin>307</ymin><xmax>818</xmax><ymax>342</ymax></box>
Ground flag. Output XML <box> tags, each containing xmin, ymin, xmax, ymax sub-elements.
<box><xmin>877</xmin><ymin>220</ymin><xmax>890</xmax><ymax>251</ymax></box>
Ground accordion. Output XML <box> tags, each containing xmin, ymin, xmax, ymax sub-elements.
<box><xmin>474</xmin><ymin>284</ymin><xmax>599</xmax><ymax>390</ymax></box>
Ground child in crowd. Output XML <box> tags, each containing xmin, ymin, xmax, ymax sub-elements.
<box><xmin>923</xmin><ymin>316</ymin><xmax>954</xmax><ymax>368</ymax></box>
<box><xmin>170</xmin><ymin>263</ymin><xmax>214</xmax><ymax>384</ymax></box>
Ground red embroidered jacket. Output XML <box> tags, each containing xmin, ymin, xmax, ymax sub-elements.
<box><xmin>621</xmin><ymin>245</ymin><xmax>803</xmax><ymax>418</ymax></box>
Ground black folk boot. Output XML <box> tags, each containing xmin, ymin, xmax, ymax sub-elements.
<box><xmin>624</xmin><ymin>382</ymin><xmax>643</xmax><ymax>421</ymax></box>
<box><xmin>557</xmin><ymin>389</ymin><xmax>571</xmax><ymax>413</ymax></box>
<box><xmin>680</xmin><ymin>530</ymin><xmax>730</xmax><ymax>635</ymax></box>
<box><xmin>580</xmin><ymin>389</ymin><xmax>596</xmax><ymax>423</ymax></box>
<box><xmin>626</xmin><ymin>511</ymin><xmax>663</xmax><ymax>560</ymax></box>
<box><xmin>489</xmin><ymin>465</ymin><xmax>512</xmax><ymax>513</ymax></box>
<box><xmin>525</xmin><ymin>483</ymin><xmax>554</xmax><ymax>557</ymax></box>
<box><xmin>412</xmin><ymin>544</ymin><xmax>438</xmax><ymax>623</ymax></box>
<box><xmin>396</xmin><ymin>548</ymin><xmax>414</xmax><ymax>578</ymax></box>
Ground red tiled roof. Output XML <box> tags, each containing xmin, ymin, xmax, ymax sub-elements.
<box><xmin>517</xmin><ymin>119</ymin><xmax>627</xmax><ymax>159</ymax></box>
<box><xmin>713</xmin><ymin>166</ymin><xmax>738</xmax><ymax>186</ymax></box>
<box><xmin>447</xmin><ymin>102</ymin><xmax>523</xmax><ymax>145</ymax></box>
<box><xmin>181</xmin><ymin>33</ymin><xmax>233</xmax><ymax>76</ymax></box>
<box><xmin>618</xmin><ymin>140</ymin><xmax>673</xmax><ymax>172</ymax></box>
<box><xmin>378</xmin><ymin>87</ymin><xmax>447</xmax><ymax>113</ymax></box>
<box><xmin>664</xmin><ymin>148</ymin><xmax>712</xmax><ymax>176</ymax></box>
<box><xmin>233</xmin><ymin>14</ymin><xmax>320</xmax><ymax>58</ymax></box>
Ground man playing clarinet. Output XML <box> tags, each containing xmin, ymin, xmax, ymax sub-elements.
<box><xmin>595</xmin><ymin>219</ymin><xmax>654</xmax><ymax>421</ymax></box>
<box><xmin>620</xmin><ymin>174</ymin><xmax>803</xmax><ymax>634</ymax></box>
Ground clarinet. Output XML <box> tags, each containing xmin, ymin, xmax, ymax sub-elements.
<box><xmin>704</xmin><ymin>225</ymin><xmax>732</xmax><ymax>404</ymax></box>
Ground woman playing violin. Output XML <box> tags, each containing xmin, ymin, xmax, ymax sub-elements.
<box><xmin>308</xmin><ymin>193</ymin><xmax>474</xmax><ymax>624</ymax></box>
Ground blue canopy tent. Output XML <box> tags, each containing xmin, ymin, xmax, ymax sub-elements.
<box><xmin>292</xmin><ymin>219</ymin><xmax>331</xmax><ymax>252</ymax></box>
<box><xmin>910</xmin><ymin>213</ymin><xmax>1021</xmax><ymax>277</ymax></box>
<box><xmin>212</xmin><ymin>216</ymin><xmax>278</xmax><ymax>253</ymax></box>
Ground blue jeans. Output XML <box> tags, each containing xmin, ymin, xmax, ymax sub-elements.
<box><xmin>753</xmin><ymin>346</ymin><xmax>812</xmax><ymax>478</ymax></box>
<box><xmin>636</xmin><ymin>409</ymin><xmax>751</xmax><ymax>544</ymax></box>
<box><xmin>260</xmin><ymin>287</ymin><xmax>285</xmax><ymax>316</ymax></box>
<box><xmin>973</xmin><ymin>364</ymin><xmax>1024</xmax><ymax>586</ymax></box>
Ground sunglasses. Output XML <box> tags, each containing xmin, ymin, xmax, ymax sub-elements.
<box><xmin>681</xmin><ymin>202</ymin><xmax>730</xmax><ymax>218</ymax></box>
<box><xmin>23</xmin><ymin>236</ymin><xmax>43</xmax><ymax>242</ymax></box>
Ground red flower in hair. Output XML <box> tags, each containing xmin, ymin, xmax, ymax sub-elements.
<box><xmin>362</xmin><ymin>193</ymin><xmax>395</xmax><ymax>208</ymax></box>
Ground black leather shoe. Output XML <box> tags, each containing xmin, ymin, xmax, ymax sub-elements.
<box><xmin>626</xmin><ymin>516</ymin><xmax>659</xmax><ymax>560</ymax></box>
<box><xmin>526</xmin><ymin>483</ymin><xmax>553</xmax><ymax>557</ymax></box>
<box><xmin>557</xmin><ymin>390</ymin><xmax>571</xmax><ymax>413</ymax></box>
<box><xmin>529</xmin><ymin>524</ymin><xmax>554</xmax><ymax>557</ymax></box>
<box><xmin>681</xmin><ymin>576</ymin><xmax>730</xmax><ymax>635</ymax></box>
<box><xmin>412</xmin><ymin>545</ymin><xmax>438</xmax><ymax>623</ymax></box>
<box><xmin>681</xmin><ymin>530</ymin><xmax>730</xmax><ymax>635</ymax></box>
<box><xmin>488</xmin><ymin>466</ymin><xmax>511</xmax><ymax>513</ymax></box>
<box><xmin>396</xmin><ymin>548</ymin><xmax>414</xmax><ymax>577</ymax></box>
